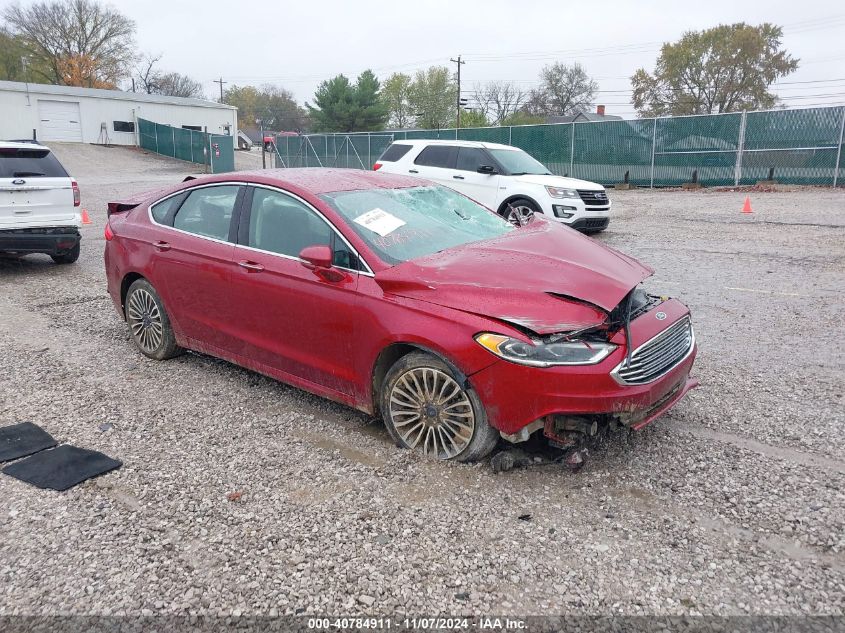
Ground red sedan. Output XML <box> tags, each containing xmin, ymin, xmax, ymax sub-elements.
<box><xmin>104</xmin><ymin>169</ymin><xmax>697</xmax><ymax>461</ymax></box>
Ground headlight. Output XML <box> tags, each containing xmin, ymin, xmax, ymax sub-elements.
<box><xmin>545</xmin><ymin>186</ymin><xmax>578</xmax><ymax>199</ymax></box>
<box><xmin>475</xmin><ymin>333</ymin><xmax>617</xmax><ymax>367</ymax></box>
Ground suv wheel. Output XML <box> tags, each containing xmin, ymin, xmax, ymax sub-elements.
<box><xmin>500</xmin><ymin>198</ymin><xmax>538</xmax><ymax>226</ymax></box>
<box><xmin>51</xmin><ymin>242</ymin><xmax>80</xmax><ymax>264</ymax></box>
<box><xmin>380</xmin><ymin>351</ymin><xmax>498</xmax><ymax>462</ymax></box>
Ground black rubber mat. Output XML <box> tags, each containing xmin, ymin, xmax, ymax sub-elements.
<box><xmin>0</xmin><ymin>422</ymin><xmax>57</xmax><ymax>463</ymax></box>
<box><xmin>2</xmin><ymin>444</ymin><xmax>122</xmax><ymax>491</ymax></box>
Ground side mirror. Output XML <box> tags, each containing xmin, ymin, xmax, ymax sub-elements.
<box><xmin>299</xmin><ymin>244</ymin><xmax>333</xmax><ymax>269</ymax></box>
<box><xmin>477</xmin><ymin>165</ymin><xmax>496</xmax><ymax>175</ymax></box>
<box><xmin>299</xmin><ymin>244</ymin><xmax>346</xmax><ymax>282</ymax></box>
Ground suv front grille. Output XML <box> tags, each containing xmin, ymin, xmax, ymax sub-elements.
<box><xmin>577</xmin><ymin>189</ymin><xmax>609</xmax><ymax>206</ymax></box>
<box><xmin>613</xmin><ymin>316</ymin><xmax>693</xmax><ymax>385</ymax></box>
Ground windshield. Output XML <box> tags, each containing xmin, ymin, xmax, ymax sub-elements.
<box><xmin>320</xmin><ymin>185</ymin><xmax>514</xmax><ymax>265</ymax></box>
<box><xmin>488</xmin><ymin>148</ymin><xmax>551</xmax><ymax>176</ymax></box>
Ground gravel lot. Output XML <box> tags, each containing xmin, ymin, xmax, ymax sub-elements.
<box><xmin>1</xmin><ymin>143</ymin><xmax>843</xmax><ymax>619</ymax></box>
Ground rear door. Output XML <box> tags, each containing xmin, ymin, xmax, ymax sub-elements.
<box><xmin>0</xmin><ymin>147</ymin><xmax>75</xmax><ymax>229</ymax></box>
<box><xmin>410</xmin><ymin>145</ymin><xmax>457</xmax><ymax>187</ymax></box>
<box><xmin>148</xmin><ymin>184</ymin><xmax>243</xmax><ymax>353</ymax></box>
<box><xmin>453</xmin><ymin>147</ymin><xmax>500</xmax><ymax>208</ymax></box>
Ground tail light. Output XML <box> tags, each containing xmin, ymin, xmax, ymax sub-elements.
<box><xmin>72</xmin><ymin>180</ymin><xmax>80</xmax><ymax>207</ymax></box>
<box><xmin>104</xmin><ymin>221</ymin><xmax>114</xmax><ymax>241</ymax></box>
<box><xmin>373</xmin><ymin>162</ymin><xmax>382</xmax><ymax>171</ymax></box>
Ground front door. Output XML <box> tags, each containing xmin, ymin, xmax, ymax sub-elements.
<box><xmin>453</xmin><ymin>147</ymin><xmax>500</xmax><ymax>208</ymax></box>
<box><xmin>229</xmin><ymin>186</ymin><xmax>361</xmax><ymax>396</ymax></box>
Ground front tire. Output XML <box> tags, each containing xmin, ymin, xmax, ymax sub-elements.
<box><xmin>500</xmin><ymin>198</ymin><xmax>538</xmax><ymax>226</ymax></box>
<box><xmin>380</xmin><ymin>351</ymin><xmax>498</xmax><ymax>462</ymax></box>
<box><xmin>124</xmin><ymin>279</ymin><xmax>182</xmax><ymax>360</ymax></box>
<box><xmin>51</xmin><ymin>242</ymin><xmax>80</xmax><ymax>264</ymax></box>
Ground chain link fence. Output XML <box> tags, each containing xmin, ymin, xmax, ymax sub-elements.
<box><xmin>274</xmin><ymin>106</ymin><xmax>845</xmax><ymax>187</ymax></box>
<box><xmin>138</xmin><ymin>118</ymin><xmax>235</xmax><ymax>174</ymax></box>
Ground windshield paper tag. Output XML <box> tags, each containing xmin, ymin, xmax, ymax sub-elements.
<box><xmin>353</xmin><ymin>208</ymin><xmax>406</xmax><ymax>237</ymax></box>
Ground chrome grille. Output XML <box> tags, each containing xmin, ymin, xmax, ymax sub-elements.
<box><xmin>613</xmin><ymin>316</ymin><xmax>694</xmax><ymax>385</ymax></box>
<box><xmin>577</xmin><ymin>189</ymin><xmax>609</xmax><ymax>206</ymax></box>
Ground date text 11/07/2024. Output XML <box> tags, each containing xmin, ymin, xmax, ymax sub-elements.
<box><xmin>307</xmin><ymin>617</ymin><xmax>528</xmax><ymax>630</ymax></box>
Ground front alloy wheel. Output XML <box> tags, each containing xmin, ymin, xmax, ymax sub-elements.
<box><xmin>381</xmin><ymin>352</ymin><xmax>498</xmax><ymax>461</ymax></box>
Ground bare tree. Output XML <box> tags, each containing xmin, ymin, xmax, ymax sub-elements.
<box><xmin>471</xmin><ymin>81</ymin><xmax>528</xmax><ymax>125</ymax></box>
<box><xmin>3</xmin><ymin>0</ymin><xmax>136</xmax><ymax>87</ymax></box>
<box><xmin>135</xmin><ymin>53</ymin><xmax>162</xmax><ymax>93</ymax></box>
<box><xmin>134</xmin><ymin>53</ymin><xmax>204</xmax><ymax>99</ymax></box>
<box><xmin>524</xmin><ymin>62</ymin><xmax>597</xmax><ymax>117</ymax></box>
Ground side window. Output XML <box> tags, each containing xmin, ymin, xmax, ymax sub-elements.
<box><xmin>248</xmin><ymin>188</ymin><xmax>358</xmax><ymax>269</ymax></box>
<box><xmin>414</xmin><ymin>145</ymin><xmax>455</xmax><ymax>168</ymax></box>
<box><xmin>456</xmin><ymin>147</ymin><xmax>487</xmax><ymax>172</ymax></box>
<box><xmin>379</xmin><ymin>144</ymin><xmax>412</xmax><ymax>162</ymax></box>
<box><xmin>172</xmin><ymin>185</ymin><xmax>239</xmax><ymax>241</ymax></box>
<box><xmin>150</xmin><ymin>193</ymin><xmax>185</xmax><ymax>225</ymax></box>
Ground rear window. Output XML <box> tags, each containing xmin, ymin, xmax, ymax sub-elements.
<box><xmin>0</xmin><ymin>148</ymin><xmax>68</xmax><ymax>178</ymax></box>
<box><xmin>414</xmin><ymin>145</ymin><xmax>455</xmax><ymax>168</ymax></box>
<box><xmin>378</xmin><ymin>144</ymin><xmax>412</xmax><ymax>162</ymax></box>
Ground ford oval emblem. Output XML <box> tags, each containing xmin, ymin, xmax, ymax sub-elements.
<box><xmin>655</xmin><ymin>311</ymin><xmax>667</xmax><ymax>320</ymax></box>
<box><xmin>12</xmin><ymin>178</ymin><xmax>25</xmax><ymax>185</ymax></box>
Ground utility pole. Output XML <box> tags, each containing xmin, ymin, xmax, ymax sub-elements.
<box><xmin>213</xmin><ymin>77</ymin><xmax>228</xmax><ymax>103</ymax></box>
<box><xmin>450</xmin><ymin>55</ymin><xmax>465</xmax><ymax>128</ymax></box>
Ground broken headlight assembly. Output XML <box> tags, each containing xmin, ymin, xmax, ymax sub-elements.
<box><xmin>475</xmin><ymin>333</ymin><xmax>616</xmax><ymax>367</ymax></box>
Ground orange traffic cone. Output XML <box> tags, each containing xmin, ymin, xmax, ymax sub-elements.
<box><xmin>741</xmin><ymin>196</ymin><xmax>753</xmax><ymax>214</ymax></box>
<box><xmin>81</xmin><ymin>209</ymin><xmax>92</xmax><ymax>225</ymax></box>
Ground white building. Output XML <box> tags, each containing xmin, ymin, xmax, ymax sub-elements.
<box><xmin>0</xmin><ymin>80</ymin><xmax>237</xmax><ymax>145</ymax></box>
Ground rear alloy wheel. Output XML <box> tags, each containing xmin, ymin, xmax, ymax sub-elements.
<box><xmin>51</xmin><ymin>242</ymin><xmax>80</xmax><ymax>264</ymax></box>
<box><xmin>125</xmin><ymin>279</ymin><xmax>182</xmax><ymax>360</ymax></box>
<box><xmin>501</xmin><ymin>198</ymin><xmax>537</xmax><ymax>226</ymax></box>
<box><xmin>381</xmin><ymin>351</ymin><xmax>498</xmax><ymax>462</ymax></box>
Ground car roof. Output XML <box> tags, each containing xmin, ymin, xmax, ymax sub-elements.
<box><xmin>0</xmin><ymin>140</ymin><xmax>51</xmax><ymax>151</ymax></box>
<box><xmin>393</xmin><ymin>139</ymin><xmax>518</xmax><ymax>151</ymax></box>
<box><xmin>192</xmin><ymin>168</ymin><xmax>427</xmax><ymax>195</ymax></box>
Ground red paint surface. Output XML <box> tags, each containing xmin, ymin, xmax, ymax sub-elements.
<box><xmin>104</xmin><ymin>169</ymin><xmax>697</xmax><ymax>436</ymax></box>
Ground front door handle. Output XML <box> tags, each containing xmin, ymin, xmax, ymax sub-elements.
<box><xmin>452</xmin><ymin>175</ymin><xmax>465</xmax><ymax>180</ymax></box>
<box><xmin>238</xmin><ymin>260</ymin><xmax>264</xmax><ymax>272</ymax></box>
<box><xmin>153</xmin><ymin>240</ymin><xmax>171</xmax><ymax>252</ymax></box>
<box><xmin>408</xmin><ymin>169</ymin><xmax>418</xmax><ymax>174</ymax></box>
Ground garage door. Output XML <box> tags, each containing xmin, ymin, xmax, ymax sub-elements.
<box><xmin>38</xmin><ymin>100</ymin><xmax>83</xmax><ymax>142</ymax></box>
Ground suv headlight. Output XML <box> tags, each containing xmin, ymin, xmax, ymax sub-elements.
<box><xmin>475</xmin><ymin>333</ymin><xmax>616</xmax><ymax>367</ymax></box>
<box><xmin>545</xmin><ymin>186</ymin><xmax>578</xmax><ymax>199</ymax></box>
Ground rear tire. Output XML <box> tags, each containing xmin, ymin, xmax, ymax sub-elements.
<box><xmin>51</xmin><ymin>242</ymin><xmax>80</xmax><ymax>264</ymax></box>
<box><xmin>380</xmin><ymin>351</ymin><xmax>499</xmax><ymax>462</ymax></box>
<box><xmin>124</xmin><ymin>279</ymin><xmax>183</xmax><ymax>360</ymax></box>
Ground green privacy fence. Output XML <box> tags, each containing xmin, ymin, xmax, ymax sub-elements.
<box><xmin>138</xmin><ymin>118</ymin><xmax>235</xmax><ymax>174</ymax></box>
<box><xmin>274</xmin><ymin>105</ymin><xmax>845</xmax><ymax>187</ymax></box>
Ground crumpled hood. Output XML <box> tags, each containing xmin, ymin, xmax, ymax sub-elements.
<box><xmin>375</xmin><ymin>217</ymin><xmax>652</xmax><ymax>335</ymax></box>
<box><xmin>513</xmin><ymin>173</ymin><xmax>605</xmax><ymax>190</ymax></box>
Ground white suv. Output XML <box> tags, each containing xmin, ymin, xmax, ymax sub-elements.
<box><xmin>0</xmin><ymin>141</ymin><xmax>82</xmax><ymax>264</ymax></box>
<box><xmin>374</xmin><ymin>140</ymin><xmax>611</xmax><ymax>232</ymax></box>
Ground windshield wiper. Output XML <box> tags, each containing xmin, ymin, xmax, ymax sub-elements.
<box><xmin>12</xmin><ymin>171</ymin><xmax>45</xmax><ymax>177</ymax></box>
<box><xmin>453</xmin><ymin>208</ymin><xmax>469</xmax><ymax>220</ymax></box>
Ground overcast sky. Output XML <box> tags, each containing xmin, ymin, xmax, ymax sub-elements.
<box><xmin>8</xmin><ymin>0</ymin><xmax>845</xmax><ymax>117</ymax></box>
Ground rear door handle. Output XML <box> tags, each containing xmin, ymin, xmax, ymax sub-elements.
<box><xmin>152</xmin><ymin>240</ymin><xmax>171</xmax><ymax>252</ymax></box>
<box><xmin>452</xmin><ymin>175</ymin><xmax>465</xmax><ymax>180</ymax></box>
<box><xmin>408</xmin><ymin>169</ymin><xmax>418</xmax><ymax>174</ymax></box>
<box><xmin>238</xmin><ymin>260</ymin><xmax>264</xmax><ymax>272</ymax></box>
